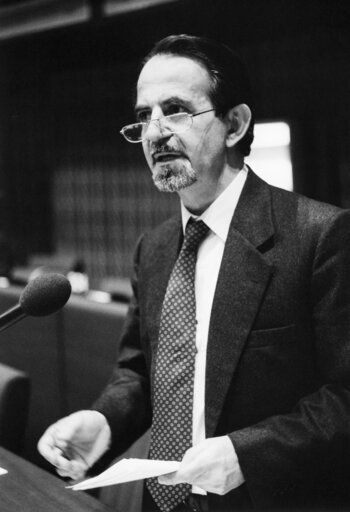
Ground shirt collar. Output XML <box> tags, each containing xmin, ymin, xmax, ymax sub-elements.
<box><xmin>181</xmin><ymin>166</ymin><xmax>248</xmax><ymax>242</ymax></box>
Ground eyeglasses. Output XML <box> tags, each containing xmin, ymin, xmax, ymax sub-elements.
<box><xmin>120</xmin><ymin>108</ymin><xmax>215</xmax><ymax>143</ymax></box>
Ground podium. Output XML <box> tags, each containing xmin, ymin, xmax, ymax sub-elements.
<box><xmin>0</xmin><ymin>447</ymin><xmax>113</xmax><ymax>512</ymax></box>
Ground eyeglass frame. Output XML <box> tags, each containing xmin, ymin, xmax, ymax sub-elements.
<box><xmin>119</xmin><ymin>108</ymin><xmax>216</xmax><ymax>143</ymax></box>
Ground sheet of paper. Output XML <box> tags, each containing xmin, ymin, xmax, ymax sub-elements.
<box><xmin>68</xmin><ymin>458</ymin><xmax>180</xmax><ymax>491</ymax></box>
<box><xmin>0</xmin><ymin>467</ymin><xmax>8</xmax><ymax>476</ymax></box>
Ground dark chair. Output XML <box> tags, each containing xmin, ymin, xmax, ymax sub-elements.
<box><xmin>0</xmin><ymin>362</ymin><xmax>30</xmax><ymax>454</ymax></box>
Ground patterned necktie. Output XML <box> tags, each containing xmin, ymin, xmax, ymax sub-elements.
<box><xmin>147</xmin><ymin>218</ymin><xmax>210</xmax><ymax>512</ymax></box>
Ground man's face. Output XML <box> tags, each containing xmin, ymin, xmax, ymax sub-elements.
<box><xmin>136</xmin><ymin>55</ymin><xmax>228</xmax><ymax>193</ymax></box>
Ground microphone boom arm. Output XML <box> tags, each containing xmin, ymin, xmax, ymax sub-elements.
<box><xmin>0</xmin><ymin>304</ymin><xmax>26</xmax><ymax>333</ymax></box>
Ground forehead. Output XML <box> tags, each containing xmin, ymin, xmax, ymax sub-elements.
<box><xmin>136</xmin><ymin>55</ymin><xmax>212</xmax><ymax>108</ymax></box>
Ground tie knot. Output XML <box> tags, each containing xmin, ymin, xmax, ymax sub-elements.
<box><xmin>182</xmin><ymin>218</ymin><xmax>209</xmax><ymax>253</ymax></box>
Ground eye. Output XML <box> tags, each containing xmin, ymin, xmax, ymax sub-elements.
<box><xmin>165</xmin><ymin>104</ymin><xmax>188</xmax><ymax>116</ymax></box>
<box><xmin>136</xmin><ymin>110</ymin><xmax>151</xmax><ymax>123</ymax></box>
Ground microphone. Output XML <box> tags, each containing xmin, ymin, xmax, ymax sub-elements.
<box><xmin>0</xmin><ymin>273</ymin><xmax>72</xmax><ymax>333</ymax></box>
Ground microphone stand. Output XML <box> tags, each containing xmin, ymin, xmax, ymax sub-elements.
<box><xmin>0</xmin><ymin>305</ymin><xmax>26</xmax><ymax>333</ymax></box>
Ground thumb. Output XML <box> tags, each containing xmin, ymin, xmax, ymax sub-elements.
<box><xmin>158</xmin><ymin>472</ymin><xmax>178</xmax><ymax>486</ymax></box>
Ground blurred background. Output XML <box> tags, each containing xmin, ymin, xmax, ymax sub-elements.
<box><xmin>0</xmin><ymin>0</ymin><xmax>349</xmax><ymax>294</ymax></box>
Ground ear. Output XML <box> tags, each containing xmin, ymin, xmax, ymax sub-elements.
<box><xmin>225</xmin><ymin>104</ymin><xmax>252</xmax><ymax>148</ymax></box>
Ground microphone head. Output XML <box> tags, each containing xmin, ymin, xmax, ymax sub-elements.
<box><xmin>19</xmin><ymin>273</ymin><xmax>72</xmax><ymax>317</ymax></box>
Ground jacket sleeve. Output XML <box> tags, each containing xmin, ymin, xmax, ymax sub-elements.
<box><xmin>92</xmin><ymin>234</ymin><xmax>152</xmax><ymax>458</ymax></box>
<box><xmin>229</xmin><ymin>209</ymin><xmax>350</xmax><ymax>508</ymax></box>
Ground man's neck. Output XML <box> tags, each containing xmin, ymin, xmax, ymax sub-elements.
<box><xmin>179</xmin><ymin>162</ymin><xmax>244</xmax><ymax>215</ymax></box>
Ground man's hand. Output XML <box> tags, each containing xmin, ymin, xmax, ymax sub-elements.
<box><xmin>37</xmin><ymin>410</ymin><xmax>111</xmax><ymax>480</ymax></box>
<box><xmin>158</xmin><ymin>436</ymin><xmax>245</xmax><ymax>495</ymax></box>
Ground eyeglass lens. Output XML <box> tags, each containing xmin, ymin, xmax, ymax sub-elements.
<box><xmin>125</xmin><ymin>113</ymin><xmax>191</xmax><ymax>141</ymax></box>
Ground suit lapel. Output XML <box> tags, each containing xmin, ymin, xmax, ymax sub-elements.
<box><xmin>205</xmin><ymin>171</ymin><xmax>275</xmax><ymax>437</ymax></box>
<box><xmin>145</xmin><ymin>215</ymin><xmax>183</xmax><ymax>351</ymax></box>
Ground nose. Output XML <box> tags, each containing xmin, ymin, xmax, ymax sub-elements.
<box><xmin>144</xmin><ymin>118</ymin><xmax>170</xmax><ymax>143</ymax></box>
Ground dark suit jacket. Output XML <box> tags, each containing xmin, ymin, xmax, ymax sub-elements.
<box><xmin>94</xmin><ymin>170</ymin><xmax>350</xmax><ymax>510</ymax></box>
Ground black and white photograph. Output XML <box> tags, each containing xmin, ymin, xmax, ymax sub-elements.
<box><xmin>0</xmin><ymin>1</ymin><xmax>349</xmax><ymax>511</ymax></box>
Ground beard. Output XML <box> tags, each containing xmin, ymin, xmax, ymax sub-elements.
<box><xmin>152</xmin><ymin>160</ymin><xmax>198</xmax><ymax>193</ymax></box>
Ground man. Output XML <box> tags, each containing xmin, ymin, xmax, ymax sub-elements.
<box><xmin>38</xmin><ymin>35</ymin><xmax>350</xmax><ymax>511</ymax></box>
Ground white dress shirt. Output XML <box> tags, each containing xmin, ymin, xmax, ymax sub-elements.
<box><xmin>180</xmin><ymin>167</ymin><xmax>248</xmax><ymax>494</ymax></box>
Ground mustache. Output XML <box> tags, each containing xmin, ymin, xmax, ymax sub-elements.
<box><xmin>150</xmin><ymin>142</ymin><xmax>181</xmax><ymax>155</ymax></box>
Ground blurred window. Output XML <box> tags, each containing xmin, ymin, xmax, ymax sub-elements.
<box><xmin>246</xmin><ymin>121</ymin><xmax>293</xmax><ymax>191</ymax></box>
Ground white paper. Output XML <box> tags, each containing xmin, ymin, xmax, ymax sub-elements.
<box><xmin>0</xmin><ymin>467</ymin><xmax>8</xmax><ymax>476</ymax></box>
<box><xmin>68</xmin><ymin>458</ymin><xmax>180</xmax><ymax>491</ymax></box>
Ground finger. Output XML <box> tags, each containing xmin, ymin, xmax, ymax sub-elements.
<box><xmin>56</xmin><ymin>466</ymin><xmax>75</xmax><ymax>478</ymax></box>
<box><xmin>158</xmin><ymin>474</ymin><xmax>176</xmax><ymax>485</ymax></box>
<box><xmin>37</xmin><ymin>431</ymin><xmax>62</xmax><ymax>465</ymax></box>
<box><xmin>55</xmin><ymin>437</ymin><xmax>69</xmax><ymax>452</ymax></box>
<box><xmin>38</xmin><ymin>432</ymin><xmax>77</xmax><ymax>473</ymax></box>
<box><xmin>56</xmin><ymin>459</ymin><xmax>87</xmax><ymax>480</ymax></box>
<box><xmin>38</xmin><ymin>417</ymin><xmax>81</xmax><ymax>462</ymax></box>
<box><xmin>68</xmin><ymin>460</ymin><xmax>87</xmax><ymax>480</ymax></box>
<box><xmin>158</xmin><ymin>471</ymin><xmax>183</xmax><ymax>486</ymax></box>
<box><xmin>173</xmin><ymin>456</ymin><xmax>199</xmax><ymax>486</ymax></box>
<box><xmin>56</xmin><ymin>467</ymin><xmax>84</xmax><ymax>479</ymax></box>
